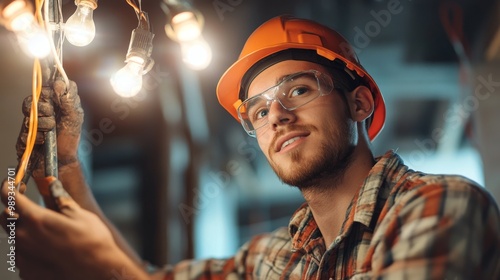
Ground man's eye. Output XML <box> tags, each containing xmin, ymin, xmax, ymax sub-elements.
<box><xmin>289</xmin><ymin>86</ymin><xmax>309</xmax><ymax>97</ymax></box>
<box><xmin>251</xmin><ymin>107</ymin><xmax>268</xmax><ymax>122</ymax></box>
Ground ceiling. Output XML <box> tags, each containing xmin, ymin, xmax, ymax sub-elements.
<box><xmin>52</xmin><ymin>0</ymin><xmax>499</xmax><ymax>179</ymax></box>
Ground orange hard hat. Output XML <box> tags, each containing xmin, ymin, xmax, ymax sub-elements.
<box><xmin>216</xmin><ymin>15</ymin><xmax>385</xmax><ymax>140</ymax></box>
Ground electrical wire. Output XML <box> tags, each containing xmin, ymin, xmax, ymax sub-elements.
<box><xmin>15</xmin><ymin>59</ymin><xmax>42</xmax><ymax>187</ymax></box>
<box><xmin>43</xmin><ymin>0</ymin><xmax>69</xmax><ymax>86</ymax></box>
<box><xmin>126</xmin><ymin>0</ymin><xmax>149</xmax><ymax>28</ymax></box>
<box><xmin>14</xmin><ymin>0</ymin><xmax>61</xmax><ymax>187</ymax></box>
<box><xmin>126</xmin><ymin>0</ymin><xmax>141</xmax><ymax>17</ymax></box>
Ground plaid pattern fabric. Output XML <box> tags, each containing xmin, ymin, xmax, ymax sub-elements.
<box><xmin>162</xmin><ymin>151</ymin><xmax>500</xmax><ymax>279</ymax></box>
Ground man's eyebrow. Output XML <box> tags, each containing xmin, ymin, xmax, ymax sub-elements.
<box><xmin>251</xmin><ymin>73</ymin><xmax>293</xmax><ymax>95</ymax></box>
<box><xmin>275</xmin><ymin>73</ymin><xmax>293</xmax><ymax>85</ymax></box>
<box><xmin>275</xmin><ymin>71</ymin><xmax>314</xmax><ymax>85</ymax></box>
<box><xmin>250</xmin><ymin>73</ymin><xmax>292</xmax><ymax>97</ymax></box>
<box><xmin>246</xmin><ymin>71</ymin><xmax>309</xmax><ymax>99</ymax></box>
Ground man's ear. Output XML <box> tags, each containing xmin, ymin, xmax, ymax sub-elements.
<box><xmin>346</xmin><ymin>85</ymin><xmax>374</xmax><ymax>122</ymax></box>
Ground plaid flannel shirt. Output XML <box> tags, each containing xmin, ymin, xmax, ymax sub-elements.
<box><xmin>162</xmin><ymin>151</ymin><xmax>500</xmax><ymax>279</ymax></box>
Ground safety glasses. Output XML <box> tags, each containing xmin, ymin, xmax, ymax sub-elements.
<box><xmin>237</xmin><ymin>70</ymin><xmax>334</xmax><ymax>137</ymax></box>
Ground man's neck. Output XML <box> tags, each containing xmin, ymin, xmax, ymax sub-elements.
<box><xmin>301</xmin><ymin>144</ymin><xmax>375</xmax><ymax>247</ymax></box>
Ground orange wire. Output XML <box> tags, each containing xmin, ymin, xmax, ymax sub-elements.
<box><xmin>35</xmin><ymin>0</ymin><xmax>44</xmax><ymax>27</ymax></box>
<box><xmin>14</xmin><ymin>0</ymin><xmax>45</xmax><ymax>187</ymax></box>
<box><xmin>14</xmin><ymin>59</ymin><xmax>42</xmax><ymax>186</ymax></box>
<box><xmin>126</xmin><ymin>0</ymin><xmax>147</xmax><ymax>22</ymax></box>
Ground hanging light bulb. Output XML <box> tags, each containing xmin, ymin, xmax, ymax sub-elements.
<box><xmin>170</xmin><ymin>11</ymin><xmax>201</xmax><ymax>42</ymax></box>
<box><xmin>163</xmin><ymin>3</ymin><xmax>204</xmax><ymax>43</ymax></box>
<box><xmin>162</xmin><ymin>1</ymin><xmax>213</xmax><ymax>70</ymax></box>
<box><xmin>180</xmin><ymin>37</ymin><xmax>212</xmax><ymax>70</ymax></box>
<box><xmin>110</xmin><ymin>57</ymin><xmax>145</xmax><ymax>97</ymax></box>
<box><xmin>0</xmin><ymin>0</ymin><xmax>50</xmax><ymax>58</ymax></box>
<box><xmin>110</xmin><ymin>24</ymin><xmax>154</xmax><ymax>97</ymax></box>
<box><xmin>11</xmin><ymin>13</ymin><xmax>51</xmax><ymax>58</ymax></box>
<box><xmin>65</xmin><ymin>0</ymin><xmax>97</xmax><ymax>47</ymax></box>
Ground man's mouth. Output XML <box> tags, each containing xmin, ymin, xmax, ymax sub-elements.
<box><xmin>275</xmin><ymin>131</ymin><xmax>310</xmax><ymax>152</ymax></box>
<box><xmin>281</xmin><ymin>136</ymin><xmax>302</xmax><ymax>150</ymax></box>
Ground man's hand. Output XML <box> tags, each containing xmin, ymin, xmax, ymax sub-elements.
<box><xmin>16</xmin><ymin>78</ymin><xmax>84</xmax><ymax>178</ymax></box>
<box><xmin>0</xmin><ymin>179</ymin><xmax>149</xmax><ymax>280</ymax></box>
<box><xmin>13</xmin><ymin>78</ymin><xmax>147</xmax><ymax>269</ymax></box>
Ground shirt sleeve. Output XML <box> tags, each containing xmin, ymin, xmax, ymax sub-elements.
<box><xmin>156</xmin><ymin>228</ymin><xmax>288</xmax><ymax>280</ymax></box>
<box><xmin>156</xmin><ymin>243</ymin><xmax>249</xmax><ymax>279</ymax></box>
<box><xmin>370</xmin><ymin>176</ymin><xmax>500</xmax><ymax>279</ymax></box>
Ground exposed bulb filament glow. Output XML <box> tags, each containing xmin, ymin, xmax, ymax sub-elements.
<box><xmin>8</xmin><ymin>11</ymin><xmax>50</xmax><ymax>58</ymax></box>
<box><xmin>110</xmin><ymin>57</ymin><xmax>145</xmax><ymax>97</ymax></box>
<box><xmin>171</xmin><ymin>11</ymin><xmax>201</xmax><ymax>42</ymax></box>
<box><xmin>65</xmin><ymin>1</ymin><xmax>96</xmax><ymax>46</ymax></box>
<box><xmin>180</xmin><ymin>37</ymin><xmax>212</xmax><ymax>70</ymax></box>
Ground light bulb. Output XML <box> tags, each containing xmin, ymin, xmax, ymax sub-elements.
<box><xmin>110</xmin><ymin>57</ymin><xmax>145</xmax><ymax>97</ymax></box>
<box><xmin>180</xmin><ymin>37</ymin><xmax>212</xmax><ymax>70</ymax></box>
<box><xmin>111</xmin><ymin>25</ymin><xmax>154</xmax><ymax>97</ymax></box>
<box><xmin>65</xmin><ymin>0</ymin><xmax>96</xmax><ymax>46</ymax></box>
<box><xmin>13</xmin><ymin>14</ymin><xmax>50</xmax><ymax>58</ymax></box>
<box><xmin>0</xmin><ymin>0</ymin><xmax>50</xmax><ymax>58</ymax></box>
<box><xmin>170</xmin><ymin>11</ymin><xmax>201</xmax><ymax>42</ymax></box>
<box><xmin>16</xmin><ymin>27</ymin><xmax>51</xmax><ymax>58</ymax></box>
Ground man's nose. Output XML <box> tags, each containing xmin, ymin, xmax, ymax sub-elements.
<box><xmin>267</xmin><ymin>100</ymin><xmax>296</xmax><ymax>130</ymax></box>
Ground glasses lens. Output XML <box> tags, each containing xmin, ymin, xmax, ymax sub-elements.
<box><xmin>277</xmin><ymin>71</ymin><xmax>324</xmax><ymax>109</ymax></box>
<box><xmin>238</xmin><ymin>89</ymin><xmax>274</xmax><ymax>134</ymax></box>
<box><xmin>238</xmin><ymin>70</ymin><xmax>333</xmax><ymax>136</ymax></box>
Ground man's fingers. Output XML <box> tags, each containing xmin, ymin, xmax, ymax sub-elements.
<box><xmin>1</xmin><ymin>180</ymin><xmax>48</xmax><ymax>223</ymax></box>
<box><xmin>22</xmin><ymin>94</ymin><xmax>55</xmax><ymax>117</ymax></box>
<box><xmin>2</xmin><ymin>178</ymin><xmax>81</xmax><ymax>220</ymax></box>
<box><xmin>18</xmin><ymin>114</ymin><xmax>55</xmax><ymax>147</ymax></box>
<box><xmin>21</xmin><ymin>96</ymin><xmax>31</xmax><ymax>116</ymax></box>
<box><xmin>52</xmin><ymin>79</ymin><xmax>69</xmax><ymax>98</ymax></box>
<box><xmin>18</xmin><ymin>181</ymin><xmax>26</xmax><ymax>193</ymax></box>
<box><xmin>38</xmin><ymin>101</ymin><xmax>54</xmax><ymax>116</ymax></box>
<box><xmin>18</xmin><ymin>129</ymin><xmax>47</xmax><ymax>146</ymax></box>
<box><xmin>1</xmin><ymin>184</ymin><xmax>79</xmax><ymax>237</ymax></box>
<box><xmin>0</xmin><ymin>179</ymin><xmax>20</xmax><ymax>207</ymax></box>
<box><xmin>40</xmin><ymin>85</ymin><xmax>53</xmax><ymax>100</ymax></box>
<box><xmin>22</xmin><ymin>115</ymin><xmax>55</xmax><ymax>132</ymax></box>
<box><xmin>37</xmin><ymin>115</ymin><xmax>56</xmax><ymax>131</ymax></box>
<box><xmin>56</xmin><ymin>80</ymin><xmax>83</xmax><ymax>115</ymax></box>
<box><xmin>20</xmin><ymin>114</ymin><xmax>55</xmax><ymax>136</ymax></box>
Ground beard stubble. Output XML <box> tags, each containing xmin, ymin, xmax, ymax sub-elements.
<box><xmin>269</xmin><ymin>119</ymin><xmax>355</xmax><ymax>190</ymax></box>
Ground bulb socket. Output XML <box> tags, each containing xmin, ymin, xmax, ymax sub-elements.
<box><xmin>126</xmin><ymin>27</ymin><xmax>154</xmax><ymax>62</ymax></box>
<box><xmin>75</xmin><ymin>0</ymin><xmax>98</xmax><ymax>10</ymax></box>
<box><xmin>125</xmin><ymin>27</ymin><xmax>155</xmax><ymax>74</ymax></box>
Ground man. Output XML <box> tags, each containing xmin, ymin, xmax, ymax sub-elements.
<box><xmin>2</xmin><ymin>15</ymin><xmax>500</xmax><ymax>280</ymax></box>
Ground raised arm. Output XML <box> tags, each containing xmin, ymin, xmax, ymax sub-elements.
<box><xmin>12</xmin><ymin>78</ymin><xmax>144</xmax><ymax>271</ymax></box>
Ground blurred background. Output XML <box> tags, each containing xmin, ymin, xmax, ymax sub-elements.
<box><xmin>1</xmin><ymin>0</ymin><xmax>499</xmax><ymax>278</ymax></box>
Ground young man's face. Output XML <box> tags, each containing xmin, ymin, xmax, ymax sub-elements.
<box><xmin>247</xmin><ymin>60</ymin><xmax>358</xmax><ymax>188</ymax></box>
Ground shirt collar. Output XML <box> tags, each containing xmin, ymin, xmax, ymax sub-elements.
<box><xmin>352</xmin><ymin>150</ymin><xmax>408</xmax><ymax>227</ymax></box>
<box><xmin>288</xmin><ymin>150</ymin><xmax>409</xmax><ymax>248</ymax></box>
